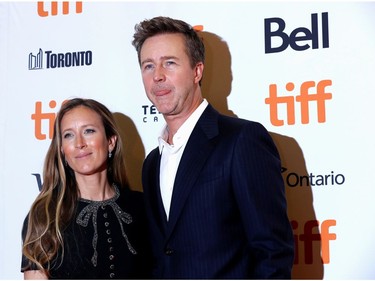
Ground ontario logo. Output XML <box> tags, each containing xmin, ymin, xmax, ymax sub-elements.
<box><xmin>281</xmin><ymin>167</ymin><xmax>345</xmax><ymax>187</ymax></box>
<box><xmin>28</xmin><ymin>48</ymin><xmax>93</xmax><ymax>70</ymax></box>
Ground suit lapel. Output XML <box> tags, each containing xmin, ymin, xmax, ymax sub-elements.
<box><xmin>166</xmin><ymin>105</ymin><xmax>219</xmax><ymax>238</ymax></box>
<box><xmin>147</xmin><ymin>150</ymin><xmax>168</xmax><ymax>235</ymax></box>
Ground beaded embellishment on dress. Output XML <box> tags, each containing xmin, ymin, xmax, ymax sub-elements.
<box><xmin>76</xmin><ymin>184</ymin><xmax>137</xmax><ymax>266</ymax></box>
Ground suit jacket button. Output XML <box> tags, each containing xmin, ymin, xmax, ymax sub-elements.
<box><xmin>165</xmin><ymin>248</ymin><xmax>174</xmax><ymax>256</ymax></box>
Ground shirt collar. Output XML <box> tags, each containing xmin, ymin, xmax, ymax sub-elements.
<box><xmin>158</xmin><ymin>99</ymin><xmax>208</xmax><ymax>154</ymax></box>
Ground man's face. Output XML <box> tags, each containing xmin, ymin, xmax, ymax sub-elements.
<box><xmin>139</xmin><ymin>33</ymin><xmax>203</xmax><ymax>119</ymax></box>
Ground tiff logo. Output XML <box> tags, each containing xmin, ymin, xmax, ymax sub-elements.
<box><xmin>31</xmin><ymin>100</ymin><xmax>59</xmax><ymax>140</ymax></box>
<box><xmin>29</xmin><ymin>48</ymin><xmax>43</xmax><ymax>70</ymax></box>
<box><xmin>37</xmin><ymin>1</ymin><xmax>83</xmax><ymax>17</ymax></box>
<box><xmin>265</xmin><ymin>80</ymin><xmax>332</xmax><ymax>126</ymax></box>
<box><xmin>292</xmin><ymin>219</ymin><xmax>336</xmax><ymax>264</ymax></box>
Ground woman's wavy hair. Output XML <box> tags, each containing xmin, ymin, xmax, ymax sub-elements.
<box><xmin>22</xmin><ymin>98</ymin><xmax>128</xmax><ymax>276</ymax></box>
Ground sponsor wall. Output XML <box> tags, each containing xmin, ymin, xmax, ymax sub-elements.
<box><xmin>1</xmin><ymin>1</ymin><xmax>374</xmax><ymax>279</ymax></box>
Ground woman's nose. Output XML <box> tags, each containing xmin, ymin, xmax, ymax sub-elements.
<box><xmin>75</xmin><ymin>135</ymin><xmax>86</xmax><ymax>149</ymax></box>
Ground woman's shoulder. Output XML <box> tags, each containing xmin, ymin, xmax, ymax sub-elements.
<box><xmin>118</xmin><ymin>184</ymin><xmax>143</xmax><ymax>197</ymax></box>
<box><xmin>117</xmin><ymin>185</ymin><xmax>145</xmax><ymax>209</ymax></box>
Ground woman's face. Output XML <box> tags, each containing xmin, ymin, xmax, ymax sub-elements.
<box><xmin>60</xmin><ymin>105</ymin><xmax>116</xmax><ymax>178</ymax></box>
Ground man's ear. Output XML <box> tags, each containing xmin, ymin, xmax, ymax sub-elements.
<box><xmin>194</xmin><ymin>62</ymin><xmax>204</xmax><ymax>84</ymax></box>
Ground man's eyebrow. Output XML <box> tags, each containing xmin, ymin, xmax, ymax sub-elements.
<box><xmin>141</xmin><ymin>56</ymin><xmax>179</xmax><ymax>66</ymax></box>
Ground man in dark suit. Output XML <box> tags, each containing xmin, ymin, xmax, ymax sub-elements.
<box><xmin>132</xmin><ymin>16</ymin><xmax>294</xmax><ymax>279</ymax></box>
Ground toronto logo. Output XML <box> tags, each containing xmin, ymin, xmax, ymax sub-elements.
<box><xmin>29</xmin><ymin>48</ymin><xmax>43</xmax><ymax>70</ymax></box>
<box><xmin>28</xmin><ymin>48</ymin><xmax>93</xmax><ymax>70</ymax></box>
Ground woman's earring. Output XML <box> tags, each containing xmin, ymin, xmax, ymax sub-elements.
<box><xmin>108</xmin><ymin>151</ymin><xmax>112</xmax><ymax>158</ymax></box>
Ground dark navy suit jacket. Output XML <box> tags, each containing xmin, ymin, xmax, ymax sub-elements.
<box><xmin>142</xmin><ymin>104</ymin><xmax>294</xmax><ymax>279</ymax></box>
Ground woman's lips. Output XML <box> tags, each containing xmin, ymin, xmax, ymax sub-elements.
<box><xmin>75</xmin><ymin>152</ymin><xmax>92</xmax><ymax>159</ymax></box>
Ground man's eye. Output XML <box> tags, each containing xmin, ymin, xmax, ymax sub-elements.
<box><xmin>143</xmin><ymin>64</ymin><xmax>154</xmax><ymax>71</ymax></box>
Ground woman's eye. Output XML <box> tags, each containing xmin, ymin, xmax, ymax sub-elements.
<box><xmin>63</xmin><ymin>133</ymin><xmax>72</xmax><ymax>139</ymax></box>
<box><xmin>84</xmin><ymin>128</ymin><xmax>95</xmax><ymax>134</ymax></box>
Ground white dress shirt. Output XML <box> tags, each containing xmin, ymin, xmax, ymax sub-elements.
<box><xmin>158</xmin><ymin>99</ymin><xmax>208</xmax><ymax>220</ymax></box>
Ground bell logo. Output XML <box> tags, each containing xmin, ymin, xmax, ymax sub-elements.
<box><xmin>37</xmin><ymin>1</ymin><xmax>83</xmax><ymax>17</ymax></box>
<box><xmin>265</xmin><ymin>79</ymin><xmax>332</xmax><ymax>126</ymax></box>
<box><xmin>264</xmin><ymin>12</ymin><xmax>329</xmax><ymax>53</ymax></box>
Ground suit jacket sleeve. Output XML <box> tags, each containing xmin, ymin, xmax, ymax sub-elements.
<box><xmin>231</xmin><ymin>121</ymin><xmax>294</xmax><ymax>278</ymax></box>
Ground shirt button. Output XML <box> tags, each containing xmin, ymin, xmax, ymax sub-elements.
<box><xmin>110</xmin><ymin>273</ymin><xmax>115</xmax><ymax>278</ymax></box>
<box><xmin>110</xmin><ymin>264</ymin><xmax>115</xmax><ymax>270</ymax></box>
<box><xmin>165</xmin><ymin>248</ymin><xmax>174</xmax><ymax>256</ymax></box>
<box><xmin>109</xmin><ymin>254</ymin><xmax>114</xmax><ymax>260</ymax></box>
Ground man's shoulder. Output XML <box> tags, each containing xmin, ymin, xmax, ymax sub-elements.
<box><xmin>144</xmin><ymin>147</ymin><xmax>160</xmax><ymax>164</ymax></box>
<box><xmin>204</xmin><ymin>104</ymin><xmax>264</xmax><ymax>128</ymax></box>
<box><xmin>217</xmin><ymin>112</ymin><xmax>266</xmax><ymax>132</ymax></box>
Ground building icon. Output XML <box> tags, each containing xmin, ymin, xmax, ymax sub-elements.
<box><xmin>29</xmin><ymin>48</ymin><xmax>43</xmax><ymax>70</ymax></box>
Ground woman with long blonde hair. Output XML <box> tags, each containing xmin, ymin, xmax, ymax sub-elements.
<box><xmin>21</xmin><ymin>98</ymin><xmax>151</xmax><ymax>279</ymax></box>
